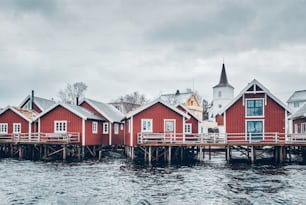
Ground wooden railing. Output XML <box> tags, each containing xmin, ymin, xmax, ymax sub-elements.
<box><xmin>0</xmin><ymin>132</ymin><xmax>80</xmax><ymax>143</ymax></box>
<box><xmin>137</xmin><ymin>132</ymin><xmax>306</xmax><ymax>145</ymax></box>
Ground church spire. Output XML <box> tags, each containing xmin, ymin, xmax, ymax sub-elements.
<box><xmin>213</xmin><ymin>63</ymin><xmax>233</xmax><ymax>88</ymax></box>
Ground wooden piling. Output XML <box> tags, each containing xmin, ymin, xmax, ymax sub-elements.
<box><xmin>148</xmin><ymin>146</ymin><xmax>152</xmax><ymax>163</ymax></box>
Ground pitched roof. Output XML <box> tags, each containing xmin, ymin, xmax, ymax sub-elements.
<box><xmin>160</xmin><ymin>91</ymin><xmax>195</xmax><ymax>106</ymax></box>
<box><xmin>287</xmin><ymin>90</ymin><xmax>306</xmax><ymax>103</ymax></box>
<box><xmin>35</xmin><ymin>103</ymin><xmax>104</xmax><ymax>121</ymax></box>
<box><xmin>0</xmin><ymin>106</ymin><xmax>38</xmax><ymax>122</ymax></box>
<box><xmin>219</xmin><ymin>79</ymin><xmax>292</xmax><ymax>115</ymax></box>
<box><xmin>289</xmin><ymin>103</ymin><xmax>306</xmax><ymax>120</ymax></box>
<box><xmin>177</xmin><ymin>104</ymin><xmax>202</xmax><ymax>122</ymax></box>
<box><xmin>213</xmin><ymin>63</ymin><xmax>234</xmax><ymax>89</ymax></box>
<box><xmin>125</xmin><ymin>98</ymin><xmax>189</xmax><ymax>119</ymax></box>
<box><xmin>81</xmin><ymin>98</ymin><xmax>124</xmax><ymax>123</ymax></box>
<box><xmin>20</xmin><ymin>95</ymin><xmax>56</xmax><ymax>111</ymax></box>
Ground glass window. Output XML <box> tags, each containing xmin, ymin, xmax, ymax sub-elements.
<box><xmin>164</xmin><ymin>120</ymin><xmax>174</xmax><ymax>132</ymax></box>
<box><xmin>246</xmin><ymin>99</ymin><xmax>264</xmax><ymax>117</ymax></box>
<box><xmin>92</xmin><ymin>121</ymin><xmax>98</xmax><ymax>134</ymax></box>
<box><xmin>246</xmin><ymin>120</ymin><xmax>263</xmax><ymax>140</ymax></box>
<box><xmin>185</xmin><ymin>123</ymin><xmax>192</xmax><ymax>134</ymax></box>
<box><xmin>114</xmin><ymin>123</ymin><xmax>119</xmax><ymax>135</ymax></box>
<box><xmin>54</xmin><ymin>121</ymin><xmax>67</xmax><ymax>133</ymax></box>
<box><xmin>141</xmin><ymin>119</ymin><xmax>152</xmax><ymax>132</ymax></box>
<box><xmin>103</xmin><ymin>122</ymin><xmax>109</xmax><ymax>134</ymax></box>
<box><xmin>294</xmin><ymin>102</ymin><xmax>300</xmax><ymax>108</ymax></box>
<box><xmin>13</xmin><ymin>123</ymin><xmax>21</xmax><ymax>134</ymax></box>
<box><xmin>302</xmin><ymin>123</ymin><xmax>306</xmax><ymax>133</ymax></box>
<box><xmin>0</xmin><ymin>123</ymin><xmax>8</xmax><ymax>134</ymax></box>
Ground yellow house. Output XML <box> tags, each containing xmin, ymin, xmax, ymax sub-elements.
<box><xmin>160</xmin><ymin>89</ymin><xmax>203</xmax><ymax>120</ymax></box>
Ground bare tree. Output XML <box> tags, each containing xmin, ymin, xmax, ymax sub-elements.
<box><xmin>112</xmin><ymin>91</ymin><xmax>148</xmax><ymax>113</ymax></box>
<box><xmin>58</xmin><ymin>82</ymin><xmax>88</xmax><ymax>105</ymax></box>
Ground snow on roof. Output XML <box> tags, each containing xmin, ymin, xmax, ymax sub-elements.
<box><xmin>287</xmin><ymin>90</ymin><xmax>306</xmax><ymax>103</ymax></box>
<box><xmin>289</xmin><ymin>103</ymin><xmax>306</xmax><ymax>120</ymax></box>
<box><xmin>82</xmin><ymin>98</ymin><xmax>124</xmax><ymax>123</ymax></box>
<box><xmin>177</xmin><ymin>104</ymin><xmax>202</xmax><ymax>122</ymax></box>
<box><xmin>0</xmin><ymin>106</ymin><xmax>38</xmax><ymax>122</ymax></box>
<box><xmin>19</xmin><ymin>95</ymin><xmax>56</xmax><ymax>111</ymax></box>
<box><xmin>125</xmin><ymin>98</ymin><xmax>189</xmax><ymax>119</ymax></box>
<box><xmin>219</xmin><ymin>79</ymin><xmax>292</xmax><ymax>115</ymax></box>
<box><xmin>35</xmin><ymin>103</ymin><xmax>103</xmax><ymax>121</ymax></box>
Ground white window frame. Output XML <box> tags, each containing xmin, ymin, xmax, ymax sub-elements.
<box><xmin>13</xmin><ymin>123</ymin><xmax>21</xmax><ymax>134</ymax></box>
<box><xmin>0</xmin><ymin>123</ymin><xmax>8</xmax><ymax>134</ymax></box>
<box><xmin>92</xmin><ymin>121</ymin><xmax>98</xmax><ymax>134</ymax></box>
<box><xmin>164</xmin><ymin>119</ymin><xmax>175</xmax><ymax>132</ymax></box>
<box><xmin>114</xmin><ymin>123</ymin><xmax>119</xmax><ymax>135</ymax></box>
<box><xmin>141</xmin><ymin>119</ymin><xmax>153</xmax><ymax>133</ymax></box>
<box><xmin>185</xmin><ymin>123</ymin><xmax>192</xmax><ymax>134</ymax></box>
<box><xmin>301</xmin><ymin>123</ymin><xmax>306</xmax><ymax>133</ymax></box>
<box><xmin>103</xmin><ymin>122</ymin><xmax>109</xmax><ymax>134</ymax></box>
<box><xmin>245</xmin><ymin>98</ymin><xmax>265</xmax><ymax>118</ymax></box>
<box><xmin>54</xmin><ymin>121</ymin><xmax>67</xmax><ymax>133</ymax></box>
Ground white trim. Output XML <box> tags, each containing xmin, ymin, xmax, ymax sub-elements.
<box><xmin>183</xmin><ymin>116</ymin><xmax>186</xmax><ymax>142</ymax></box>
<box><xmin>0</xmin><ymin>106</ymin><xmax>32</xmax><ymax>123</ymax></box>
<box><xmin>109</xmin><ymin>123</ymin><xmax>112</xmax><ymax>145</ymax></box>
<box><xmin>82</xmin><ymin>119</ymin><xmax>85</xmax><ymax>146</ymax></box>
<box><xmin>141</xmin><ymin>119</ymin><xmax>153</xmax><ymax>133</ymax></box>
<box><xmin>245</xmin><ymin>98</ymin><xmax>265</xmax><ymax>118</ymax></box>
<box><xmin>38</xmin><ymin>118</ymin><xmax>41</xmax><ymax>134</ymax></box>
<box><xmin>245</xmin><ymin>119</ymin><xmax>265</xmax><ymax>140</ymax></box>
<box><xmin>164</xmin><ymin>119</ymin><xmax>176</xmax><ymax>132</ymax></box>
<box><xmin>102</xmin><ymin>122</ymin><xmax>109</xmax><ymax>134</ymax></box>
<box><xmin>0</xmin><ymin>123</ymin><xmax>8</xmax><ymax>134</ymax></box>
<box><xmin>54</xmin><ymin>121</ymin><xmax>67</xmax><ymax>133</ymax></box>
<box><xmin>13</xmin><ymin>123</ymin><xmax>22</xmax><ymax>134</ymax></box>
<box><xmin>224</xmin><ymin>111</ymin><xmax>227</xmax><ymax>133</ymax></box>
<box><xmin>130</xmin><ymin>116</ymin><xmax>133</xmax><ymax>146</ymax></box>
<box><xmin>28</xmin><ymin>122</ymin><xmax>32</xmax><ymax>136</ymax></box>
<box><xmin>92</xmin><ymin>121</ymin><xmax>98</xmax><ymax>134</ymax></box>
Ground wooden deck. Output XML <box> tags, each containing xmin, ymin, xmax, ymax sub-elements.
<box><xmin>137</xmin><ymin>132</ymin><xmax>306</xmax><ymax>147</ymax></box>
<box><xmin>0</xmin><ymin>132</ymin><xmax>80</xmax><ymax>145</ymax></box>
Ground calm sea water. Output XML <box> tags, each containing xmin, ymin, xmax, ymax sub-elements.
<box><xmin>1</xmin><ymin>154</ymin><xmax>306</xmax><ymax>205</ymax></box>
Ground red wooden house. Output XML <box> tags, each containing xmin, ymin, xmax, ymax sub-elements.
<box><xmin>123</xmin><ymin>99</ymin><xmax>189</xmax><ymax>147</ymax></box>
<box><xmin>79</xmin><ymin>98</ymin><xmax>125</xmax><ymax>146</ymax></box>
<box><xmin>35</xmin><ymin>103</ymin><xmax>104</xmax><ymax>146</ymax></box>
<box><xmin>218</xmin><ymin>79</ymin><xmax>291</xmax><ymax>142</ymax></box>
<box><xmin>289</xmin><ymin>103</ymin><xmax>306</xmax><ymax>134</ymax></box>
<box><xmin>0</xmin><ymin>106</ymin><xmax>37</xmax><ymax>137</ymax></box>
<box><xmin>177</xmin><ymin>104</ymin><xmax>201</xmax><ymax>137</ymax></box>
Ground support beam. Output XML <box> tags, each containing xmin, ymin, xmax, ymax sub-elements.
<box><xmin>148</xmin><ymin>146</ymin><xmax>152</xmax><ymax>163</ymax></box>
<box><xmin>168</xmin><ymin>146</ymin><xmax>172</xmax><ymax>163</ymax></box>
<box><xmin>251</xmin><ymin>146</ymin><xmax>255</xmax><ymax>164</ymax></box>
<box><xmin>63</xmin><ymin>145</ymin><xmax>67</xmax><ymax>161</ymax></box>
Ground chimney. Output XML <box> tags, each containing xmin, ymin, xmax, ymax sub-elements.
<box><xmin>31</xmin><ymin>90</ymin><xmax>34</xmax><ymax>111</ymax></box>
<box><xmin>76</xmin><ymin>96</ymin><xmax>79</xmax><ymax>106</ymax></box>
<box><xmin>175</xmin><ymin>89</ymin><xmax>180</xmax><ymax>95</ymax></box>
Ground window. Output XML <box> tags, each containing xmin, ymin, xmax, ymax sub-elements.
<box><xmin>92</xmin><ymin>121</ymin><xmax>98</xmax><ymax>134</ymax></box>
<box><xmin>302</xmin><ymin>123</ymin><xmax>306</xmax><ymax>133</ymax></box>
<box><xmin>185</xmin><ymin>123</ymin><xmax>192</xmax><ymax>134</ymax></box>
<box><xmin>246</xmin><ymin>99</ymin><xmax>264</xmax><ymax>117</ymax></box>
<box><xmin>13</xmin><ymin>123</ymin><xmax>21</xmax><ymax>134</ymax></box>
<box><xmin>246</xmin><ymin>120</ymin><xmax>263</xmax><ymax>140</ymax></box>
<box><xmin>120</xmin><ymin>124</ymin><xmax>124</xmax><ymax>131</ymax></box>
<box><xmin>114</xmin><ymin>123</ymin><xmax>119</xmax><ymax>135</ymax></box>
<box><xmin>218</xmin><ymin>91</ymin><xmax>222</xmax><ymax>97</ymax></box>
<box><xmin>0</xmin><ymin>123</ymin><xmax>8</xmax><ymax>134</ymax></box>
<box><xmin>54</xmin><ymin>121</ymin><xmax>67</xmax><ymax>133</ymax></box>
<box><xmin>294</xmin><ymin>102</ymin><xmax>300</xmax><ymax>108</ymax></box>
<box><xmin>103</xmin><ymin>122</ymin><xmax>109</xmax><ymax>134</ymax></box>
<box><xmin>141</xmin><ymin>119</ymin><xmax>152</xmax><ymax>132</ymax></box>
<box><xmin>164</xmin><ymin>120</ymin><xmax>175</xmax><ymax>132</ymax></box>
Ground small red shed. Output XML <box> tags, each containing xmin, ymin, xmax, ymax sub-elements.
<box><xmin>0</xmin><ymin>106</ymin><xmax>37</xmax><ymax>136</ymax></box>
<box><xmin>79</xmin><ymin>98</ymin><xmax>125</xmax><ymax>146</ymax></box>
<box><xmin>35</xmin><ymin>103</ymin><xmax>104</xmax><ymax>146</ymax></box>
<box><xmin>123</xmin><ymin>99</ymin><xmax>189</xmax><ymax>147</ymax></box>
<box><xmin>219</xmin><ymin>79</ymin><xmax>291</xmax><ymax>142</ymax></box>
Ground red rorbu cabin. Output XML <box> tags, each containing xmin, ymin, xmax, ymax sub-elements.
<box><xmin>218</xmin><ymin>79</ymin><xmax>291</xmax><ymax>142</ymax></box>
<box><xmin>35</xmin><ymin>103</ymin><xmax>104</xmax><ymax>146</ymax></box>
<box><xmin>123</xmin><ymin>99</ymin><xmax>189</xmax><ymax>147</ymax></box>
<box><xmin>0</xmin><ymin>106</ymin><xmax>38</xmax><ymax>138</ymax></box>
<box><xmin>79</xmin><ymin>98</ymin><xmax>125</xmax><ymax>146</ymax></box>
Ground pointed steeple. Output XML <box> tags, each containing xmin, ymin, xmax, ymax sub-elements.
<box><xmin>213</xmin><ymin>63</ymin><xmax>233</xmax><ymax>88</ymax></box>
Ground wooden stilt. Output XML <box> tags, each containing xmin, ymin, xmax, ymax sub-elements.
<box><xmin>199</xmin><ymin>147</ymin><xmax>203</xmax><ymax>161</ymax></box>
<box><xmin>63</xmin><ymin>145</ymin><xmax>67</xmax><ymax>161</ymax></box>
<box><xmin>156</xmin><ymin>147</ymin><xmax>159</xmax><ymax>161</ymax></box>
<box><xmin>168</xmin><ymin>146</ymin><xmax>172</xmax><ymax>163</ymax></box>
<box><xmin>99</xmin><ymin>150</ymin><xmax>102</xmax><ymax>161</ymax></box>
<box><xmin>148</xmin><ymin>146</ymin><xmax>152</xmax><ymax>163</ymax></box>
<box><xmin>144</xmin><ymin>147</ymin><xmax>147</xmax><ymax>162</ymax></box>
<box><xmin>18</xmin><ymin>145</ymin><xmax>23</xmax><ymax>160</ymax></box>
<box><xmin>209</xmin><ymin>146</ymin><xmax>211</xmax><ymax>160</ymax></box>
<box><xmin>131</xmin><ymin>147</ymin><xmax>134</xmax><ymax>160</ymax></box>
<box><xmin>180</xmin><ymin>147</ymin><xmax>184</xmax><ymax>161</ymax></box>
<box><xmin>251</xmin><ymin>146</ymin><xmax>255</xmax><ymax>164</ymax></box>
<box><xmin>226</xmin><ymin>146</ymin><xmax>231</xmax><ymax>162</ymax></box>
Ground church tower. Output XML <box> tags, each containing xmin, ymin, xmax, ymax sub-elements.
<box><xmin>211</xmin><ymin>63</ymin><xmax>234</xmax><ymax>119</ymax></box>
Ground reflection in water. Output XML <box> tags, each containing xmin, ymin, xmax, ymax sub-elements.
<box><xmin>1</xmin><ymin>153</ymin><xmax>306</xmax><ymax>205</ymax></box>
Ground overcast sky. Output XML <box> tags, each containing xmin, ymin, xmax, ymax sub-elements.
<box><xmin>1</xmin><ymin>0</ymin><xmax>306</xmax><ymax>107</ymax></box>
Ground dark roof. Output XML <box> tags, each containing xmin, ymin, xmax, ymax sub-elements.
<box><xmin>213</xmin><ymin>64</ymin><xmax>234</xmax><ymax>89</ymax></box>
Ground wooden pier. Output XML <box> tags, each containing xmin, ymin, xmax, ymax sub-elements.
<box><xmin>129</xmin><ymin>132</ymin><xmax>306</xmax><ymax>164</ymax></box>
